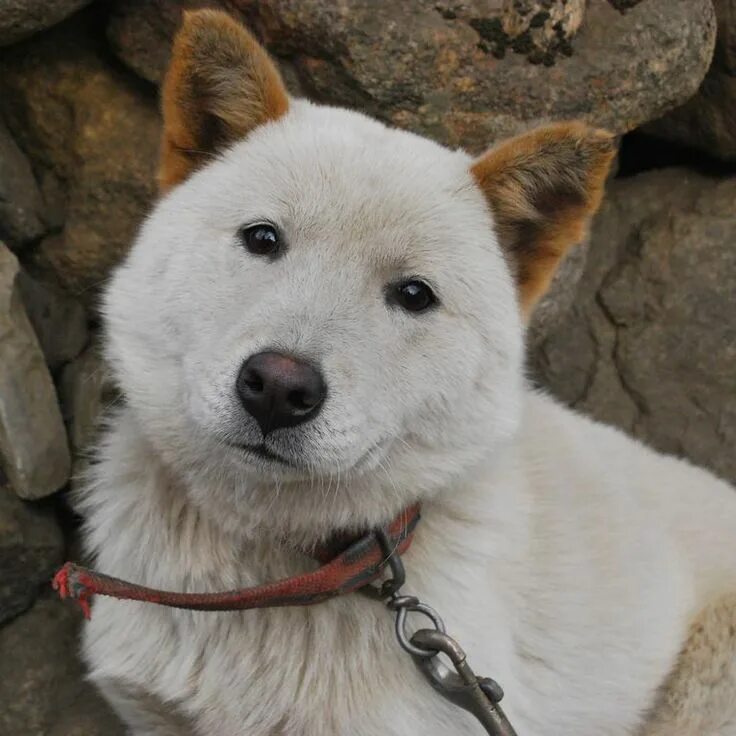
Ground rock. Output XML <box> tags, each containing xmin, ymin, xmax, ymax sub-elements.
<box><xmin>0</xmin><ymin>9</ymin><xmax>159</xmax><ymax>301</ymax></box>
<box><xmin>0</xmin><ymin>118</ymin><xmax>47</xmax><ymax>249</ymax></box>
<box><xmin>466</xmin><ymin>0</ymin><xmax>586</xmax><ymax>65</ymax></box>
<box><xmin>527</xmin><ymin>239</ymin><xmax>589</xmax><ymax>352</ymax></box>
<box><xmin>0</xmin><ymin>242</ymin><xmax>70</xmax><ymax>498</ymax></box>
<box><xmin>607</xmin><ymin>0</ymin><xmax>646</xmax><ymax>10</ymax></box>
<box><xmin>59</xmin><ymin>344</ymin><xmax>115</xmax><ymax>454</ymax></box>
<box><xmin>0</xmin><ymin>484</ymin><xmax>63</xmax><ymax>624</ymax></box>
<box><xmin>106</xmin><ymin>0</ymin><xmax>304</xmax><ymax>92</ymax></box>
<box><xmin>531</xmin><ymin>169</ymin><xmax>736</xmax><ymax>485</ymax></box>
<box><xmin>714</xmin><ymin>0</ymin><xmax>736</xmax><ymax>73</ymax></box>
<box><xmin>106</xmin><ymin>0</ymin><xmax>186</xmax><ymax>84</ymax></box>
<box><xmin>644</xmin><ymin>0</ymin><xmax>736</xmax><ymax>161</ymax></box>
<box><xmin>0</xmin><ymin>597</ymin><xmax>125</xmax><ymax>736</ymax></box>
<box><xmin>17</xmin><ymin>271</ymin><xmax>88</xmax><ymax>371</ymax></box>
<box><xmin>106</xmin><ymin>0</ymin><xmax>715</xmax><ymax>151</ymax></box>
<box><xmin>239</xmin><ymin>0</ymin><xmax>715</xmax><ymax>152</ymax></box>
<box><xmin>0</xmin><ymin>0</ymin><xmax>92</xmax><ymax>46</ymax></box>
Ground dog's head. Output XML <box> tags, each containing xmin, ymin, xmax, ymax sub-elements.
<box><xmin>104</xmin><ymin>10</ymin><xmax>614</xmax><ymax>538</ymax></box>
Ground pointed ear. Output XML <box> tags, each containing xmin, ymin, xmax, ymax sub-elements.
<box><xmin>471</xmin><ymin>122</ymin><xmax>616</xmax><ymax>315</ymax></box>
<box><xmin>158</xmin><ymin>9</ymin><xmax>289</xmax><ymax>192</ymax></box>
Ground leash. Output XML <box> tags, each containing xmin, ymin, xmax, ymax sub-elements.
<box><xmin>53</xmin><ymin>503</ymin><xmax>518</xmax><ymax>735</ymax></box>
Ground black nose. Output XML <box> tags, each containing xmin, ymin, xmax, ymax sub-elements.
<box><xmin>236</xmin><ymin>351</ymin><xmax>326</xmax><ymax>434</ymax></box>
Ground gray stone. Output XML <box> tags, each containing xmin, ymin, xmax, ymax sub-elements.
<box><xmin>106</xmin><ymin>0</ymin><xmax>715</xmax><ymax>151</ymax></box>
<box><xmin>645</xmin><ymin>0</ymin><xmax>736</xmax><ymax>160</ymax></box>
<box><xmin>60</xmin><ymin>344</ymin><xmax>115</xmax><ymax>454</ymax></box>
<box><xmin>0</xmin><ymin>242</ymin><xmax>70</xmax><ymax>498</ymax></box>
<box><xmin>106</xmin><ymin>0</ymin><xmax>304</xmax><ymax>93</ymax></box>
<box><xmin>106</xmin><ymin>0</ymin><xmax>185</xmax><ymax>84</ymax></box>
<box><xmin>0</xmin><ymin>597</ymin><xmax>125</xmax><ymax>735</ymax></box>
<box><xmin>531</xmin><ymin>169</ymin><xmax>736</xmax><ymax>485</ymax></box>
<box><xmin>0</xmin><ymin>0</ymin><xmax>91</xmax><ymax>46</ymax></box>
<box><xmin>527</xmin><ymin>239</ymin><xmax>589</xmax><ymax>353</ymax></box>
<box><xmin>0</xmin><ymin>484</ymin><xmax>63</xmax><ymax>624</ymax></box>
<box><xmin>0</xmin><ymin>118</ymin><xmax>46</xmax><ymax>248</ymax></box>
<box><xmin>0</xmin><ymin>11</ymin><xmax>159</xmax><ymax>301</ymax></box>
<box><xmin>237</xmin><ymin>0</ymin><xmax>715</xmax><ymax>152</ymax></box>
<box><xmin>17</xmin><ymin>271</ymin><xmax>88</xmax><ymax>371</ymax></box>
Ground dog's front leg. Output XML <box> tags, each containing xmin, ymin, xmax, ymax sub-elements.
<box><xmin>638</xmin><ymin>594</ymin><xmax>736</xmax><ymax>736</ymax></box>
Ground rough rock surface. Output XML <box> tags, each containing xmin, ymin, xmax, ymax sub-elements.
<box><xmin>107</xmin><ymin>0</ymin><xmax>304</xmax><ymax>92</ymax></box>
<box><xmin>527</xmin><ymin>239</ymin><xmax>589</xmax><ymax>353</ymax></box>
<box><xmin>0</xmin><ymin>484</ymin><xmax>63</xmax><ymax>624</ymax></box>
<box><xmin>531</xmin><ymin>169</ymin><xmax>736</xmax><ymax>485</ymax></box>
<box><xmin>107</xmin><ymin>0</ymin><xmax>716</xmax><ymax>152</ymax></box>
<box><xmin>0</xmin><ymin>243</ymin><xmax>70</xmax><ymax>498</ymax></box>
<box><xmin>645</xmin><ymin>0</ymin><xmax>736</xmax><ymax>161</ymax></box>
<box><xmin>107</xmin><ymin>0</ymin><xmax>189</xmax><ymax>84</ymax></box>
<box><xmin>17</xmin><ymin>271</ymin><xmax>88</xmax><ymax>371</ymax></box>
<box><xmin>0</xmin><ymin>118</ymin><xmax>47</xmax><ymax>249</ymax></box>
<box><xmin>437</xmin><ymin>0</ymin><xmax>587</xmax><ymax>64</ymax></box>
<box><xmin>237</xmin><ymin>0</ymin><xmax>716</xmax><ymax>150</ymax></box>
<box><xmin>0</xmin><ymin>597</ymin><xmax>125</xmax><ymax>735</ymax></box>
<box><xmin>0</xmin><ymin>9</ymin><xmax>159</xmax><ymax>301</ymax></box>
<box><xmin>0</xmin><ymin>0</ymin><xmax>91</xmax><ymax>46</ymax></box>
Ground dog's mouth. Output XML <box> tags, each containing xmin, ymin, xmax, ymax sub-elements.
<box><xmin>226</xmin><ymin>441</ymin><xmax>295</xmax><ymax>467</ymax></box>
<box><xmin>222</xmin><ymin>434</ymin><xmax>394</xmax><ymax>476</ymax></box>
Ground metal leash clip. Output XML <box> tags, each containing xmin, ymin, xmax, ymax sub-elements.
<box><xmin>373</xmin><ymin>531</ymin><xmax>519</xmax><ymax>735</ymax></box>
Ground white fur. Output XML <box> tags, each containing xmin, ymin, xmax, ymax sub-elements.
<box><xmin>79</xmin><ymin>101</ymin><xmax>736</xmax><ymax>735</ymax></box>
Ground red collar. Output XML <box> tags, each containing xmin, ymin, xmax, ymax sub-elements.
<box><xmin>53</xmin><ymin>504</ymin><xmax>421</xmax><ymax>619</ymax></box>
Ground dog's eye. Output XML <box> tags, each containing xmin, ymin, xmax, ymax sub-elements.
<box><xmin>389</xmin><ymin>279</ymin><xmax>437</xmax><ymax>313</ymax></box>
<box><xmin>239</xmin><ymin>224</ymin><xmax>280</xmax><ymax>257</ymax></box>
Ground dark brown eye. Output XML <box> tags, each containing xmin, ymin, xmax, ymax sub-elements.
<box><xmin>390</xmin><ymin>279</ymin><xmax>437</xmax><ymax>313</ymax></box>
<box><xmin>239</xmin><ymin>223</ymin><xmax>280</xmax><ymax>257</ymax></box>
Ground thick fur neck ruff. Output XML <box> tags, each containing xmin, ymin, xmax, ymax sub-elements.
<box><xmin>77</xmin><ymin>10</ymin><xmax>736</xmax><ymax>736</ymax></box>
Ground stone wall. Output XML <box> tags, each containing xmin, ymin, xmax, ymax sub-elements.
<box><xmin>0</xmin><ymin>1</ymin><xmax>733</xmax><ymax>732</ymax></box>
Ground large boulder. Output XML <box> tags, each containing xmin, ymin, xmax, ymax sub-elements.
<box><xmin>0</xmin><ymin>484</ymin><xmax>63</xmax><ymax>624</ymax></box>
<box><xmin>0</xmin><ymin>243</ymin><xmax>70</xmax><ymax>498</ymax></box>
<box><xmin>108</xmin><ymin>0</ymin><xmax>715</xmax><ymax>151</ymax></box>
<box><xmin>0</xmin><ymin>0</ymin><xmax>91</xmax><ymax>46</ymax></box>
<box><xmin>531</xmin><ymin>169</ymin><xmax>736</xmax><ymax>485</ymax></box>
<box><xmin>0</xmin><ymin>9</ymin><xmax>159</xmax><ymax>301</ymax></box>
<box><xmin>0</xmin><ymin>119</ymin><xmax>48</xmax><ymax>249</ymax></box>
<box><xmin>645</xmin><ymin>0</ymin><xmax>736</xmax><ymax>161</ymax></box>
<box><xmin>17</xmin><ymin>271</ymin><xmax>88</xmax><ymax>372</ymax></box>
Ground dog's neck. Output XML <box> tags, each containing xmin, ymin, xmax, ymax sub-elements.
<box><xmin>83</xmin><ymin>404</ymin><xmax>526</xmax><ymax>594</ymax></box>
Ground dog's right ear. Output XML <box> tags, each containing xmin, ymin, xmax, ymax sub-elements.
<box><xmin>158</xmin><ymin>9</ymin><xmax>289</xmax><ymax>192</ymax></box>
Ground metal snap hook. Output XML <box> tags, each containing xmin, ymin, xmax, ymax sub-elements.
<box><xmin>410</xmin><ymin>629</ymin><xmax>516</xmax><ymax>736</ymax></box>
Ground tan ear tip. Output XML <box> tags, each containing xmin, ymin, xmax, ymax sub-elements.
<box><xmin>577</xmin><ymin>127</ymin><xmax>618</xmax><ymax>169</ymax></box>
<box><xmin>590</xmin><ymin>127</ymin><xmax>616</xmax><ymax>148</ymax></box>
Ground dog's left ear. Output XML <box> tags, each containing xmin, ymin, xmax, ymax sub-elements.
<box><xmin>471</xmin><ymin>122</ymin><xmax>616</xmax><ymax>315</ymax></box>
<box><xmin>158</xmin><ymin>9</ymin><xmax>289</xmax><ymax>192</ymax></box>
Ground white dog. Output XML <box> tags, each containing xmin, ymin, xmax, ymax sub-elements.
<box><xmin>76</xmin><ymin>10</ymin><xmax>736</xmax><ymax>735</ymax></box>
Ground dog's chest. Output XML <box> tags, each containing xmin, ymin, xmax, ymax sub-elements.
<box><xmin>85</xmin><ymin>566</ymin><xmax>481</xmax><ymax>736</ymax></box>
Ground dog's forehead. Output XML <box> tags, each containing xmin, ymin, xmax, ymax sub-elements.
<box><xmin>224</xmin><ymin>102</ymin><xmax>483</xmax><ymax>255</ymax></box>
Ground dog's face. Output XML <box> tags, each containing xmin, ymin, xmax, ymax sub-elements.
<box><xmin>104</xmin><ymin>11</ymin><xmax>614</xmax><ymax>538</ymax></box>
